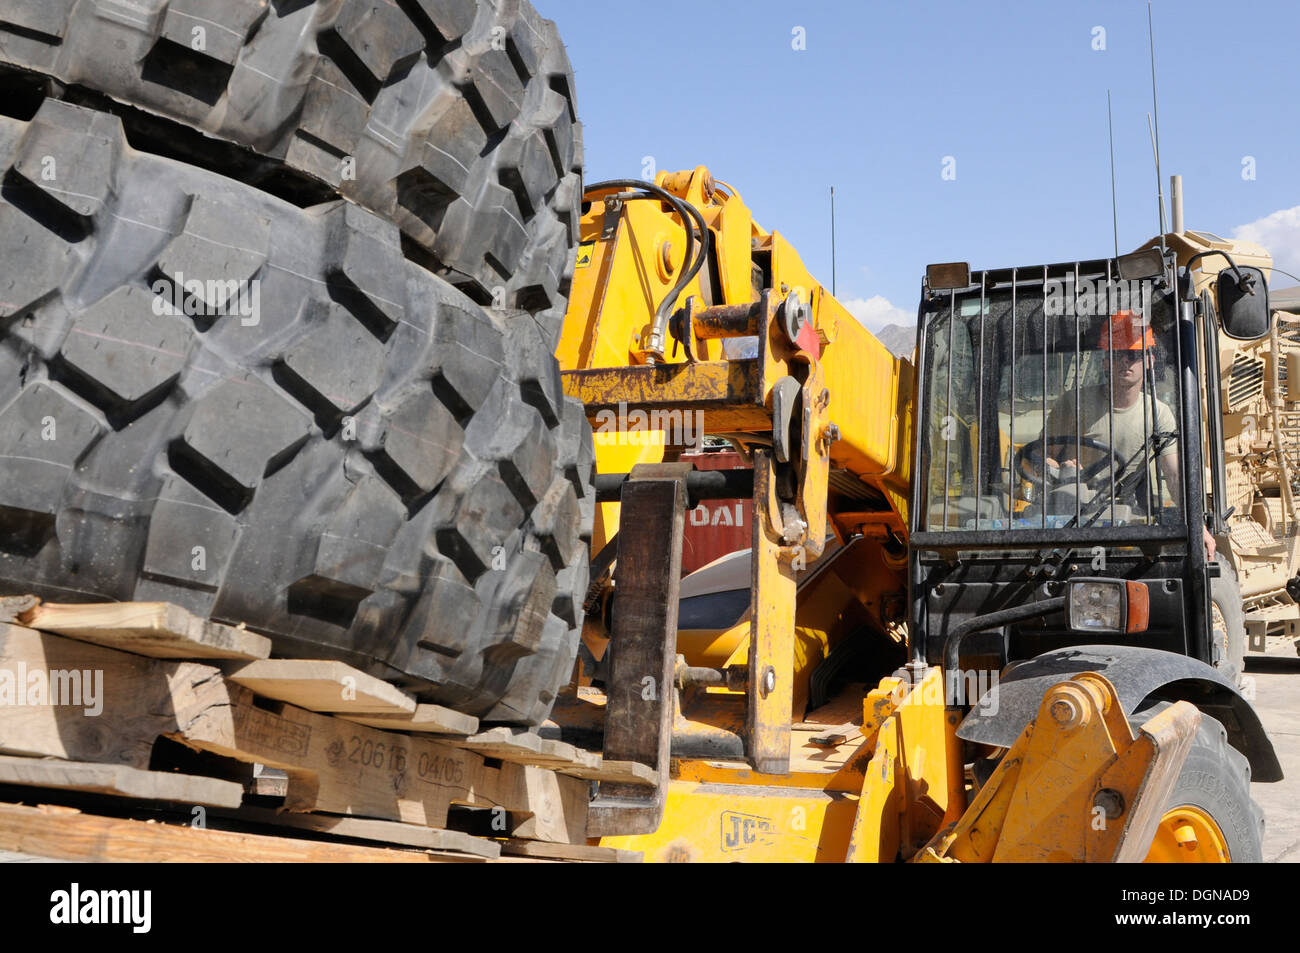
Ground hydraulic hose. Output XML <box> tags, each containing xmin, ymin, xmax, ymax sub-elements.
<box><xmin>942</xmin><ymin>596</ymin><xmax>1066</xmax><ymax>708</ymax></box>
<box><xmin>583</xmin><ymin>179</ymin><xmax>710</xmax><ymax>361</ymax></box>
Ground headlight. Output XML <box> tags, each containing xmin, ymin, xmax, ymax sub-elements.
<box><xmin>1066</xmin><ymin>578</ymin><xmax>1149</xmax><ymax>634</ymax></box>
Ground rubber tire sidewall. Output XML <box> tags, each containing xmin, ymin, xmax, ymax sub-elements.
<box><xmin>1138</xmin><ymin>701</ymin><xmax>1263</xmax><ymax>863</ymax></box>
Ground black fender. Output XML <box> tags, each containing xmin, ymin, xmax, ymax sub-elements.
<box><xmin>957</xmin><ymin>644</ymin><xmax>1283</xmax><ymax>783</ymax></box>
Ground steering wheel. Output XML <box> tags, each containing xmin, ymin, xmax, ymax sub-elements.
<box><xmin>1016</xmin><ymin>435</ymin><xmax>1122</xmax><ymax>486</ymax></box>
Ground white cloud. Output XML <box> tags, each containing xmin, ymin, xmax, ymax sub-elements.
<box><xmin>841</xmin><ymin>294</ymin><xmax>911</xmax><ymax>333</ymax></box>
<box><xmin>1233</xmin><ymin>206</ymin><xmax>1300</xmax><ymax>284</ymax></box>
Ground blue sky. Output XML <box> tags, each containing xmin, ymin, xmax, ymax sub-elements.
<box><xmin>538</xmin><ymin>0</ymin><xmax>1300</xmax><ymax>330</ymax></box>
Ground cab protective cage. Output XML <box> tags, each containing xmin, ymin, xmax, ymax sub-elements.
<box><xmin>907</xmin><ymin>252</ymin><xmax>1231</xmax><ymax>673</ymax></box>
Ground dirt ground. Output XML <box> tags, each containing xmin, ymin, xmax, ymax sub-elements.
<box><xmin>1247</xmin><ymin>645</ymin><xmax>1300</xmax><ymax>862</ymax></box>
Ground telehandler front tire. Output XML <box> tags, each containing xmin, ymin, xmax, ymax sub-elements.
<box><xmin>1139</xmin><ymin>702</ymin><xmax>1264</xmax><ymax>863</ymax></box>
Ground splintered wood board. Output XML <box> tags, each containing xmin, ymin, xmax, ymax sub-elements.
<box><xmin>0</xmin><ymin>803</ymin><xmax>467</xmax><ymax>863</ymax></box>
<box><xmin>18</xmin><ymin>601</ymin><xmax>270</xmax><ymax>661</ymax></box>
<box><xmin>562</xmin><ymin>759</ymin><xmax>657</xmax><ymax>787</ymax></box>
<box><xmin>341</xmin><ymin>703</ymin><xmax>477</xmax><ymax>736</ymax></box>
<box><xmin>498</xmin><ymin>838</ymin><xmax>642</xmax><ymax>864</ymax></box>
<box><xmin>225</xmin><ymin>660</ymin><xmax>416</xmax><ymax>715</ymax></box>
<box><xmin>0</xmin><ymin>755</ymin><xmax>243</xmax><ymax>808</ymax></box>
<box><xmin>451</xmin><ymin>729</ymin><xmax>657</xmax><ymax>786</ymax></box>
<box><xmin>0</xmin><ymin>596</ymin><xmax>38</xmax><ymax>623</ymax></box>
<box><xmin>454</xmin><ymin>728</ymin><xmax>597</xmax><ymax>769</ymax></box>
<box><xmin>229</xmin><ymin>807</ymin><xmax>500</xmax><ymax>859</ymax></box>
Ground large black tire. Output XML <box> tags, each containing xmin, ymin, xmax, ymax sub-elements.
<box><xmin>1209</xmin><ymin>554</ymin><xmax>1247</xmax><ymax>685</ymax></box>
<box><xmin>1138</xmin><ymin>702</ymin><xmax>1264</xmax><ymax>863</ymax></box>
<box><xmin>0</xmin><ymin>99</ymin><xmax>593</xmax><ymax>724</ymax></box>
<box><xmin>0</xmin><ymin>0</ymin><xmax>581</xmax><ymax>345</ymax></box>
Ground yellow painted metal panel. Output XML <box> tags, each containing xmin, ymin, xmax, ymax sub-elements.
<box><xmin>600</xmin><ymin>780</ymin><xmax>857</xmax><ymax>863</ymax></box>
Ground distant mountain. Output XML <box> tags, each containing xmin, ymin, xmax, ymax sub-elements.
<box><xmin>871</xmin><ymin>323</ymin><xmax>916</xmax><ymax>358</ymax></box>
<box><xmin>1274</xmin><ymin>285</ymin><xmax>1300</xmax><ymax>313</ymax></box>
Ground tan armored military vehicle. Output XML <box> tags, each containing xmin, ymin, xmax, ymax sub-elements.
<box><xmin>1137</xmin><ymin>207</ymin><xmax>1300</xmax><ymax>660</ymax></box>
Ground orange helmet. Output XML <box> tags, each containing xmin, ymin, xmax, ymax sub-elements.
<box><xmin>1097</xmin><ymin>309</ymin><xmax>1154</xmax><ymax>351</ymax></box>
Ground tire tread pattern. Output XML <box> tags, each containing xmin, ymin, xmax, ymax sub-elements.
<box><xmin>0</xmin><ymin>99</ymin><xmax>588</xmax><ymax>724</ymax></box>
<box><xmin>0</xmin><ymin>0</ymin><xmax>581</xmax><ymax>344</ymax></box>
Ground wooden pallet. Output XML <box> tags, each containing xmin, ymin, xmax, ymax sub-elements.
<box><xmin>0</xmin><ymin>598</ymin><xmax>646</xmax><ymax>863</ymax></box>
<box><xmin>13</xmin><ymin>598</ymin><xmax>654</xmax><ymax>787</ymax></box>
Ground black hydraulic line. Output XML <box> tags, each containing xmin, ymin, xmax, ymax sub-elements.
<box><xmin>1106</xmin><ymin>263</ymin><xmax>1116</xmax><ymax>525</ymax></box>
<box><xmin>1200</xmin><ymin>291</ymin><xmax>1229</xmax><ymax>534</ymax></box>
<box><xmin>1041</xmin><ymin>268</ymin><xmax>1049</xmax><ymax>530</ymax></box>
<box><xmin>942</xmin><ymin>596</ymin><xmax>1066</xmax><ymax>707</ymax></box>
<box><xmin>1009</xmin><ymin>268</ymin><xmax>1017</xmax><ymax>524</ymax></box>
<box><xmin>1073</xmin><ymin>263</ymin><xmax>1083</xmax><ymax>525</ymax></box>
<box><xmin>1183</xmin><ymin>250</ymin><xmax>1254</xmax><ymax>292</ymax></box>
<box><xmin>583</xmin><ymin>180</ymin><xmax>711</xmax><ymax>354</ymax></box>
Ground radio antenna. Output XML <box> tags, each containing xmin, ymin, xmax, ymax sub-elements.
<box><xmin>1147</xmin><ymin>2</ymin><xmax>1167</xmax><ymax>253</ymax></box>
<box><xmin>830</xmin><ymin>185</ymin><xmax>837</xmax><ymax>296</ymax></box>
<box><xmin>1108</xmin><ymin>90</ymin><xmax>1119</xmax><ymax>259</ymax></box>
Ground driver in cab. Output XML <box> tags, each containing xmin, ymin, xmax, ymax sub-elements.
<box><xmin>1043</xmin><ymin>309</ymin><xmax>1216</xmax><ymax>556</ymax></box>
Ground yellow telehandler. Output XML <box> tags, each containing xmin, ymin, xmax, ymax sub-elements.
<box><xmin>549</xmin><ymin>166</ymin><xmax>1282</xmax><ymax>862</ymax></box>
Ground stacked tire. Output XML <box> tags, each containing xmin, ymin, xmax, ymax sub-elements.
<box><xmin>0</xmin><ymin>0</ymin><xmax>592</xmax><ymax>725</ymax></box>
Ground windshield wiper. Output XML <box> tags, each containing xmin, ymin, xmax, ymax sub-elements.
<box><xmin>1074</xmin><ymin>430</ymin><xmax>1179</xmax><ymax>530</ymax></box>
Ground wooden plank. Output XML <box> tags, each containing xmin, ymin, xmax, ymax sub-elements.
<box><xmin>225</xmin><ymin>807</ymin><xmax>500</xmax><ymax>858</ymax></box>
<box><xmin>564</xmin><ymin>759</ymin><xmax>657</xmax><ymax>787</ymax></box>
<box><xmin>0</xmin><ymin>755</ymin><xmax>242</xmax><ymax>808</ymax></box>
<box><xmin>340</xmin><ymin>703</ymin><xmax>477</xmax><ymax>736</ymax></box>
<box><xmin>0</xmin><ymin>849</ymin><xmax>68</xmax><ymax>862</ymax></box>
<box><xmin>454</xmin><ymin>727</ymin><xmax>545</xmax><ymax>759</ymax></box>
<box><xmin>500</xmin><ymin>838</ymin><xmax>642</xmax><ymax>863</ymax></box>
<box><xmin>451</xmin><ymin>729</ymin><xmax>654</xmax><ymax>786</ymax></box>
<box><xmin>0</xmin><ymin>596</ymin><xmax>38</xmax><ymax>624</ymax></box>
<box><xmin>226</xmin><ymin>660</ymin><xmax>416</xmax><ymax>715</ymax></box>
<box><xmin>455</xmin><ymin>728</ymin><xmax>599</xmax><ymax>771</ymax></box>
<box><xmin>18</xmin><ymin>601</ymin><xmax>270</xmax><ymax>661</ymax></box>
<box><xmin>0</xmin><ymin>623</ymin><xmax>221</xmax><ymax>768</ymax></box>
<box><xmin>0</xmin><ymin>802</ymin><xmax>465</xmax><ymax>863</ymax></box>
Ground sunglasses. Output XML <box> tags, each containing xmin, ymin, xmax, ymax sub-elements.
<box><xmin>1107</xmin><ymin>351</ymin><xmax>1148</xmax><ymax>365</ymax></box>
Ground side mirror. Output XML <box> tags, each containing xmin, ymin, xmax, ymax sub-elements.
<box><xmin>1218</xmin><ymin>266</ymin><xmax>1272</xmax><ymax>340</ymax></box>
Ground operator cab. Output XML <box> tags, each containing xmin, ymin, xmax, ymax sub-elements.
<box><xmin>910</xmin><ymin>249</ymin><xmax>1271</xmax><ymax>680</ymax></box>
<box><xmin>920</xmin><ymin>267</ymin><xmax>1182</xmax><ymax>534</ymax></box>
